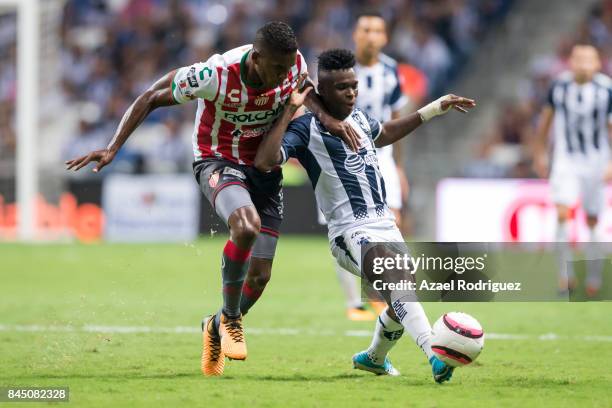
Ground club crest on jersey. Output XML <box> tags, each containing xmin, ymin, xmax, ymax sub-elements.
<box><xmin>351</xmin><ymin>111</ymin><xmax>370</xmax><ymax>135</ymax></box>
<box><xmin>254</xmin><ymin>95</ymin><xmax>269</xmax><ymax>106</ymax></box>
<box><xmin>208</xmin><ymin>172</ymin><xmax>219</xmax><ymax>188</ymax></box>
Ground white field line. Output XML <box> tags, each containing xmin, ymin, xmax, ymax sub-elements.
<box><xmin>0</xmin><ymin>324</ymin><xmax>611</xmax><ymax>342</ymax></box>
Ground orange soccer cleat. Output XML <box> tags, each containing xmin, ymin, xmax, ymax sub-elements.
<box><xmin>369</xmin><ymin>301</ymin><xmax>387</xmax><ymax>316</ymax></box>
<box><xmin>346</xmin><ymin>306</ymin><xmax>376</xmax><ymax>321</ymax></box>
<box><xmin>218</xmin><ymin>313</ymin><xmax>247</xmax><ymax>360</ymax></box>
<box><xmin>201</xmin><ymin>316</ymin><xmax>225</xmax><ymax>376</ymax></box>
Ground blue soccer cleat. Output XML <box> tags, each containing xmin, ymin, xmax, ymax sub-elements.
<box><xmin>352</xmin><ymin>351</ymin><xmax>400</xmax><ymax>376</ymax></box>
<box><xmin>430</xmin><ymin>356</ymin><xmax>454</xmax><ymax>383</ymax></box>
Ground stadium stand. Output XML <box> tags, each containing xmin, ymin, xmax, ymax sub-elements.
<box><xmin>0</xmin><ymin>0</ymin><xmax>514</xmax><ymax>179</ymax></box>
<box><xmin>463</xmin><ymin>0</ymin><xmax>612</xmax><ymax>179</ymax></box>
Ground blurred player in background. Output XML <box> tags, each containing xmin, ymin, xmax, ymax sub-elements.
<box><xmin>334</xmin><ymin>12</ymin><xmax>410</xmax><ymax>321</ymax></box>
<box><xmin>255</xmin><ymin>48</ymin><xmax>475</xmax><ymax>381</ymax></box>
<box><xmin>535</xmin><ymin>44</ymin><xmax>612</xmax><ymax>296</ymax></box>
<box><xmin>65</xmin><ymin>22</ymin><xmax>362</xmax><ymax>377</ymax></box>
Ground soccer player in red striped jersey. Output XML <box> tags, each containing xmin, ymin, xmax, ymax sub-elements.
<box><xmin>65</xmin><ymin>22</ymin><xmax>362</xmax><ymax>377</ymax></box>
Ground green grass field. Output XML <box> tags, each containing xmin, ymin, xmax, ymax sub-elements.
<box><xmin>1</xmin><ymin>237</ymin><xmax>611</xmax><ymax>407</ymax></box>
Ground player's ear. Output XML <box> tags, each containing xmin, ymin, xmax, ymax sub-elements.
<box><xmin>381</xmin><ymin>33</ymin><xmax>388</xmax><ymax>48</ymax></box>
<box><xmin>251</xmin><ymin>49</ymin><xmax>260</xmax><ymax>66</ymax></box>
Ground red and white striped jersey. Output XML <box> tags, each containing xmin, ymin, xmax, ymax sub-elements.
<box><xmin>171</xmin><ymin>44</ymin><xmax>308</xmax><ymax>165</ymax></box>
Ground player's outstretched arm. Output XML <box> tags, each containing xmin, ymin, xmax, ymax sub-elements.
<box><xmin>533</xmin><ymin>106</ymin><xmax>554</xmax><ymax>178</ymax></box>
<box><xmin>375</xmin><ymin>94</ymin><xmax>476</xmax><ymax>148</ymax></box>
<box><xmin>302</xmin><ymin>78</ymin><xmax>361</xmax><ymax>152</ymax></box>
<box><xmin>65</xmin><ymin>70</ymin><xmax>178</xmax><ymax>172</ymax></box>
<box><xmin>255</xmin><ymin>74</ymin><xmax>312</xmax><ymax>172</ymax></box>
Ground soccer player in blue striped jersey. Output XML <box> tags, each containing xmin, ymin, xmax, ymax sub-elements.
<box><xmin>535</xmin><ymin>45</ymin><xmax>612</xmax><ymax>296</ymax></box>
<box><xmin>254</xmin><ymin>49</ymin><xmax>475</xmax><ymax>382</ymax></box>
<box><xmin>331</xmin><ymin>12</ymin><xmax>411</xmax><ymax>321</ymax></box>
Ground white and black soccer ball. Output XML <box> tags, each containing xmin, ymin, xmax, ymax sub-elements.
<box><xmin>431</xmin><ymin>312</ymin><xmax>484</xmax><ymax>367</ymax></box>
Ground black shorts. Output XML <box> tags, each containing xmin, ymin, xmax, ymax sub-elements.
<box><xmin>193</xmin><ymin>158</ymin><xmax>283</xmax><ymax>237</ymax></box>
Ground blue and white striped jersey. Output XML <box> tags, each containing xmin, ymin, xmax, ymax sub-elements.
<box><xmin>280</xmin><ymin>109</ymin><xmax>395</xmax><ymax>239</ymax></box>
<box><xmin>547</xmin><ymin>72</ymin><xmax>612</xmax><ymax>169</ymax></box>
<box><xmin>355</xmin><ymin>54</ymin><xmax>408</xmax><ymax>162</ymax></box>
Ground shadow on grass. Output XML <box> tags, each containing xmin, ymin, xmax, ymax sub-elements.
<box><xmin>7</xmin><ymin>371</ymin><xmax>414</xmax><ymax>383</ymax></box>
<box><xmin>7</xmin><ymin>372</ymin><xmax>196</xmax><ymax>380</ymax></box>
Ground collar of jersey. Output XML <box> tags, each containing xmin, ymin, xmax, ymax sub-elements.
<box><xmin>240</xmin><ymin>49</ymin><xmax>265</xmax><ymax>90</ymax></box>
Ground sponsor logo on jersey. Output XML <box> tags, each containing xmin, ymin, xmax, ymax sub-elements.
<box><xmin>223</xmin><ymin>104</ymin><xmax>284</xmax><ymax>123</ymax></box>
<box><xmin>232</xmin><ymin>127</ymin><xmax>268</xmax><ymax>140</ymax></box>
<box><xmin>392</xmin><ymin>300</ymin><xmax>407</xmax><ymax>321</ymax></box>
<box><xmin>362</xmin><ymin>151</ymin><xmax>378</xmax><ymax>166</ymax></box>
<box><xmin>223</xmin><ymin>167</ymin><xmax>246</xmax><ymax>179</ymax></box>
<box><xmin>187</xmin><ymin>66</ymin><xmax>198</xmax><ymax>87</ymax></box>
<box><xmin>344</xmin><ymin>154</ymin><xmax>365</xmax><ymax>174</ymax></box>
<box><xmin>383</xmin><ymin>328</ymin><xmax>404</xmax><ymax>341</ymax></box>
<box><xmin>344</xmin><ymin>150</ymin><xmax>378</xmax><ymax>174</ymax></box>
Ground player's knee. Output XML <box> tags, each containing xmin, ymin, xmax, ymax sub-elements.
<box><xmin>250</xmin><ymin>268</ymin><xmax>271</xmax><ymax>289</ymax></box>
<box><xmin>586</xmin><ymin>215</ymin><xmax>598</xmax><ymax>228</ymax></box>
<box><xmin>229</xmin><ymin>207</ymin><xmax>261</xmax><ymax>246</ymax></box>
<box><xmin>556</xmin><ymin>205</ymin><xmax>571</xmax><ymax>222</ymax></box>
<box><xmin>247</xmin><ymin>258</ymin><xmax>272</xmax><ymax>289</ymax></box>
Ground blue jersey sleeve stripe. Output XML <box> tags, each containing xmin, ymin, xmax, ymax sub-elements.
<box><xmin>280</xmin><ymin>145</ymin><xmax>289</xmax><ymax>164</ymax></box>
<box><xmin>547</xmin><ymin>82</ymin><xmax>556</xmax><ymax>107</ymax></box>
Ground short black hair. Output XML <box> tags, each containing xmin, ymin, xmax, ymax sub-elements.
<box><xmin>317</xmin><ymin>48</ymin><xmax>356</xmax><ymax>73</ymax></box>
<box><xmin>355</xmin><ymin>10</ymin><xmax>384</xmax><ymax>22</ymax></box>
<box><xmin>255</xmin><ymin>21</ymin><xmax>298</xmax><ymax>54</ymax></box>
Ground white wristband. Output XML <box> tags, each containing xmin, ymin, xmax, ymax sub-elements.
<box><xmin>417</xmin><ymin>95</ymin><xmax>452</xmax><ymax>122</ymax></box>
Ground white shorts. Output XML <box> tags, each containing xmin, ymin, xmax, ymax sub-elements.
<box><xmin>550</xmin><ymin>166</ymin><xmax>606</xmax><ymax>216</ymax></box>
<box><xmin>330</xmin><ymin>221</ymin><xmax>406</xmax><ymax>277</ymax></box>
<box><xmin>377</xmin><ymin>153</ymin><xmax>402</xmax><ymax>210</ymax></box>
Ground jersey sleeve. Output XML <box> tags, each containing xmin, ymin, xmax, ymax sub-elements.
<box><xmin>389</xmin><ymin>66</ymin><xmax>409</xmax><ymax>112</ymax></box>
<box><xmin>171</xmin><ymin>59</ymin><xmax>219</xmax><ymax>104</ymax></box>
<box><xmin>608</xmin><ymin>86</ymin><xmax>612</xmax><ymax>123</ymax></box>
<box><xmin>280</xmin><ymin>115</ymin><xmax>311</xmax><ymax>164</ymax></box>
<box><xmin>546</xmin><ymin>81</ymin><xmax>556</xmax><ymax>108</ymax></box>
<box><xmin>296</xmin><ymin>50</ymin><xmax>308</xmax><ymax>77</ymax></box>
<box><xmin>360</xmin><ymin>110</ymin><xmax>383</xmax><ymax>141</ymax></box>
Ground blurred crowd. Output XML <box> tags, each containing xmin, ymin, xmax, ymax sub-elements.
<box><xmin>0</xmin><ymin>13</ymin><xmax>16</xmax><ymax>160</ymax></box>
<box><xmin>463</xmin><ymin>0</ymin><xmax>612</xmax><ymax>179</ymax></box>
<box><xmin>0</xmin><ymin>0</ymin><xmax>514</xmax><ymax>175</ymax></box>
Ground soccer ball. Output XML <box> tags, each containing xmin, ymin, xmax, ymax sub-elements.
<box><xmin>431</xmin><ymin>312</ymin><xmax>484</xmax><ymax>367</ymax></box>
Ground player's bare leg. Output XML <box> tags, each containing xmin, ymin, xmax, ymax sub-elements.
<box><xmin>555</xmin><ymin>204</ymin><xmax>576</xmax><ymax>293</ymax></box>
<box><xmin>584</xmin><ymin>215</ymin><xmax>603</xmax><ymax>297</ymax></box>
<box><xmin>240</xmin><ymin>257</ymin><xmax>272</xmax><ymax>315</ymax></box>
